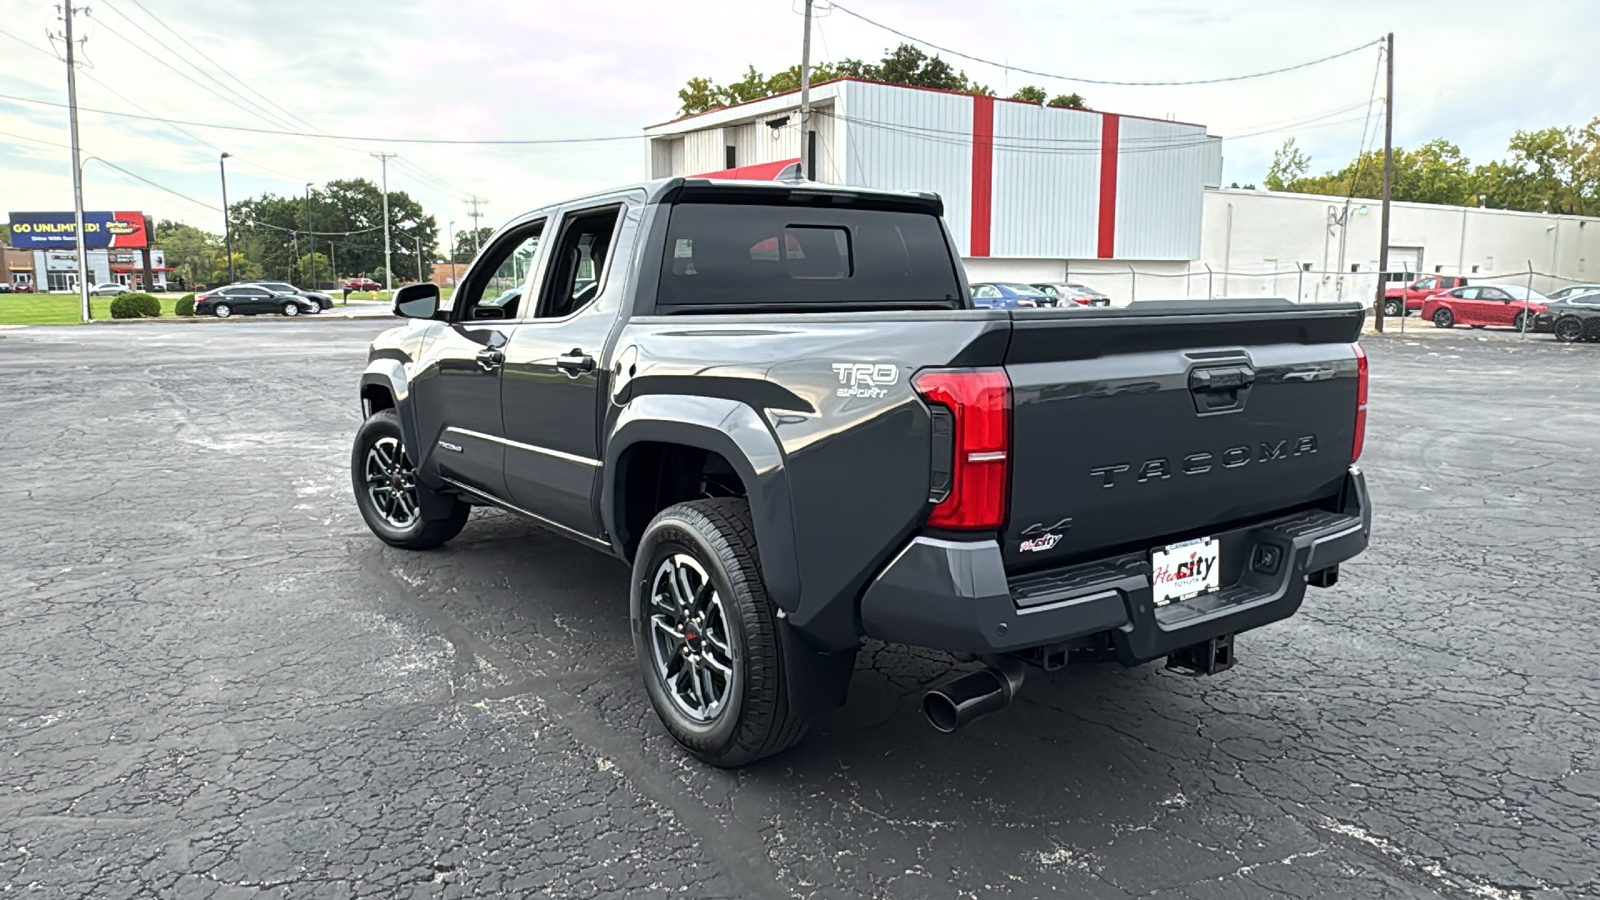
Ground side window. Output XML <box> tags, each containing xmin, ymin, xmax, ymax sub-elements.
<box><xmin>1415</xmin><ymin>277</ymin><xmax>1437</xmax><ymax>290</ymax></box>
<box><xmin>973</xmin><ymin>285</ymin><xmax>999</xmax><ymax>300</ymax></box>
<box><xmin>537</xmin><ymin>206</ymin><xmax>620</xmax><ymax>320</ymax></box>
<box><xmin>1456</xmin><ymin>288</ymin><xmax>1478</xmax><ymax>300</ymax></box>
<box><xmin>452</xmin><ymin>221</ymin><xmax>544</xmax><ymax>321</ymax></box>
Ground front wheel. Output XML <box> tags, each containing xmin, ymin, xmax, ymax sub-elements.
<box><xmin>214</xmin><ymin>303</ymin><xmax>232</xmax><ymax>318</ymax></box>
<box><xmin>631</xmin><ymin>499</ymin><xmax>810</xmax><ymax>767</ymax></box>
<box><xmin>351</xmin><ymin>409</ymin><xmax>469</xmax><ymax>550</ymax></box>
<box><xmin>1512</xmin><ymin>312</ymin><xmax>1528</xmax><ymax>331</ymax></box>
<box><xmin>1554</xmin><ymin>317</ymin><xmax>1583</xmax><ymax>343</ymax></box>
<box><xmin>1432</xmin><ymin>308</ymin><xmax>1454</xmax><ymax>328</ymax></box>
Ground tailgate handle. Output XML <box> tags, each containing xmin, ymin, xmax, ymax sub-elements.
<box><xmin>1189</xmin><ymin>365</ymin><xmax>1255</xmax><ymax>391</ymax></box>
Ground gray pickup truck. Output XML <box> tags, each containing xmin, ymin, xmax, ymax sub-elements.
<box><xmin>353</xmin><ymin>178</ymin><xmax>1371</xmax><ymax>766</ymax></box>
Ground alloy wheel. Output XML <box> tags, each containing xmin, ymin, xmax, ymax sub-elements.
<box><xmin>1555</xmin><ymin>318</ymin><xmax>1583</xmax><ymax>343</ymax></box>
<box><xmin>647</xmin><ymin>553</ymin><xmax>735</xmax><ymax>722</ymax></box>
<box><xmin>215</xmin><ymin>303</ymin><xmax>231</xmax><ymax>318</ymax></box>
<box><xmin>364</xmin><ymin>436</ymin><xmax>419</xmax><ymax>528</ymax></box>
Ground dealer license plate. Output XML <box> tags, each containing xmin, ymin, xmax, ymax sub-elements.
<box><xmin>1151</xmin><ymin>537</ymin><xmax>1221</xmax><ymax>607</ymax></box>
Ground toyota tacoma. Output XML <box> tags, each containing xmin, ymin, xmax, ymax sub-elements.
<box><xmin>352</xmin><ymin>178</ymin><xmax>1372</xmax><ymax>766</ymax></box>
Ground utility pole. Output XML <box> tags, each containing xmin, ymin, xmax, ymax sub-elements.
<box><xmin>465</xmin><ymin>196</ymin><xmax>487</xmax><ymax>256</ymax></box>
<box><xmin>799</xmin><ymin>0</ymin><xmax>814</xmax><ymax>181</ymax></box>
<box><xmin>372</xmin><ymin>152</ymin><xmax>397</xmax><ymax>292</ymax></box>
<box><xmin>447</xmin><ymin>220</ymin><xmax>458</xmax><ymax>288</ymax></box>
<box><xmin>1373</xmin><ymin>33</ymin><xmax>1394</xmax><ymax>333</ymax></box>
<box><xmin>415</xmin><ymin>233</ymin><xmax>423</xmax><ymax>283</ymax></box>
<box><xmin>59</xmin><ymin>2</ymin><xmax>90</xmax><ymax>321</ymax></box>
<box><xmin>220</xmin><ymin>153</ymin><xmax>236</xmax><ymax>283</ymax></box>
<box><xmin>305</xmin><ymin>183</ymin><xmax>315</xmax><ymax>288</ymax></box>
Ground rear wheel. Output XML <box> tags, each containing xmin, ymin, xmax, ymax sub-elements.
<box><xmin>213</xmin><ymin>303</ymin><xmax>232</xmax><ymax>318</ymax></box>
<box><xmin>282</xmin><ymin>302</ymin><xmax>300</xmax><ymax>317</ymax></box>
<box><xmin>1383</xmin><ymin>299</ymin><xmax>1402</xmax><ymax>317</ymax></box>
<box><xmin>1554</xmin><ymin>317</ymin><xmax>1584</xmax><ymax>343</ymax></box>
<box><xmin>631</xmin><ymin>498</ymin><xmax>810</xmax><ymax>767</ymax></box>
<box><xmin>1432</xmin><ymin>308</ymin><xmax>1454</xmax><ymax>328</ymax></box>
<box><xmin>351</xmin><ymin>409</ymin><xmax>470</xmax><ymax>550</ymax></box>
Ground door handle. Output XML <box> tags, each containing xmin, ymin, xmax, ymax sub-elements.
<box><xmin>557</xmin><ymin>351</ymin><xmax>595</xmax><ymax>374</ymax></box>
<box><xmin>476</xmin><ymin>348</ymin><xmax>504</xmax><ymax>371</ymax></box>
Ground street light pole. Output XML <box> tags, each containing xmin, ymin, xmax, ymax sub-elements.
<box><xmin>62</xmin><ymin>2</ymin><xmax>90</xmax><ymax>321</ymax></box>
<box><xmin>220</xmin><ymin>153</ymin><xmax>236</xmax><ymax>283</ymax></box>
<box><xmin>371</xmin><ymin>152</ymin><xmax>397</xmax><ymax>292</ymax></box>
<box><xmin>447</xmin><ymin>221</ymin><xmax>457</xmax><ymax>288</ymax></box>
<box><xmin>1373</xmin><ymin>33</ymin><xmax>1395</xmax><ymax>333</ymax></box>
<box><xmin>305</xmin><ymin>183</ymin><xmax>315</xmax><ymax>289</ymax></box>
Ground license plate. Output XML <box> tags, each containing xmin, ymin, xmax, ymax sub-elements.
<box><xmin>1151</xmin><ymin>537</ymin><xmax>1221</xmax><ymax>607</ymax></box>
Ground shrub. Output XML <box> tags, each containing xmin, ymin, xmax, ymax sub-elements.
<box><xmin>175</xmin><ymin>293</ymin><xmax>196</xmax><ymax>316</ymax></box>
<box><xmin>109</xmin><ymin>292</ymin><xmax>161</xmax><ymax>319</ymax></box>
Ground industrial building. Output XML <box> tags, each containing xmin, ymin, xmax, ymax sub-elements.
<box><xmin>645</xmin><ymin>79</ymin><xmax>1599</xmax><ymax>305</ymax></box>
<box><xmin>645</xmin><ymin>78</ymin><xmax>1222</xmax><ymax>271</ymax></box>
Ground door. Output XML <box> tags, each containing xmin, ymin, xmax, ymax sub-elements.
<box><xmin>1447</xmin><ymin>287</ymin><xmax>1482</xmax><ymax>324</ymax></box>
<box><xmin>407</xmin><ymin>218</ymin><xmax>547</xmax><ymax>498</ymax></box>
<box><xmin>1476</xmin><ymin>287</ymin><xmax>1517</xmax><ymax>325</ymax></box>
<box><xmin>500</xmin><ymin>201</ymin><xmax>633</xmax><ymax>538</ymax></box>
<box><xmin>1405</xmin><ymin>276</ymin><xmax>1438</xmax><ymax>307</ymax></box>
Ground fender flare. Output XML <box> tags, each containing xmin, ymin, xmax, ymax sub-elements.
<box><xmin>358</xmin><ymin>360</ymin><xmax>453</xmax><ymax>521</ymax></box>
<box><xmin>603</xmin><ymin>394</ymin><xmax>800</xmax><ymax>613</ymax></box>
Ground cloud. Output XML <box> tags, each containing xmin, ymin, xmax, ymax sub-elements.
<box><xmin>0</xmin><ymin>0</ymin><xmax>1594</xmax><ymax>233</ymax></box>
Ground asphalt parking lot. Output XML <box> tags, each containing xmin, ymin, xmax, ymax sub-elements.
<box><xmin>3</xmin><ymin>320</ymin><xmax>1597</xmax><ymax>899</ymax></box>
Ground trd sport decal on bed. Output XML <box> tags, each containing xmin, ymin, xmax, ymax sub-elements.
<box><xmin>832</xmin><ymin>363</ymin><xmax>899</xmax><ymax>399</ymax></box>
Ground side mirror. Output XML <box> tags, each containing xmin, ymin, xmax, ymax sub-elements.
<box><xmin>393</xmin><ymin>282</ymin><xmax>439</xmax><ymax>319</ymax></box>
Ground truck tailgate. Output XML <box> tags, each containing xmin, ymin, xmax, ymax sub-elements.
<box><xmin>1000</xmin><ymin>300</ymin><xmax>1365</xmax><ymax>573</ymax></box>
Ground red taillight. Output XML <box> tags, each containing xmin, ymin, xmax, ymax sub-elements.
<box><xmin>1352</xmin><ymin>343</ymin><xmax>1368</xmax><ymax>463</ymax></box>
<box><xmin>914</xmin><ymin>368</ymin><xmax>1011</xmax><ymax>530</ymax></box>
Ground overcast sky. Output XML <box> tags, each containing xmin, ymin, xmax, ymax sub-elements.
<box><xmin>1</xmin><ymin>0</ymin><xmax>1594</xmax><ymax>240</ymax></box>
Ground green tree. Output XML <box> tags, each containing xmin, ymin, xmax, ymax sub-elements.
<box><xmin>155</xmin><ymin>219</ymin><xmax>222</xmax><ymax>286</ymax></box>
<box><xmin>1048</xmin><ymin>93</ymin><xmax>1090</xmax><ymax>110</ymax></box>
<box><xmin>230</xmin><ymin>178</ymin><xmax>437</xmax><ymax>283</ymax></box>
<box><xmin>451</xmin><ymin>226</ymin><xmax>495</xmax><ymax>263</ymax></box>
<box><xmin>292</xmin><ymin>252</ymin><xmax>332</xmax><ymax>285</ymax></box>
<box><xmin>1011</xmin><ymin>85</ymin><xmax>1047</xmax><ymax>104</ymax></box>
<box><xmin>678</xmin><ymin>43</ymin><xmax>992</xmax><ymax>115</ymax></box>
<box><xmin>1264</xmin><ymin>139</ymin><xmax>1312</xmax><ymax>191</ymax></box>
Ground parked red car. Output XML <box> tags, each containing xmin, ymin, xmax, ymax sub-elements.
<box><xmin>1421</xmin><ymin>284</ymin><xmax>1548</xmax><ymax>330</ymax></box>
<box><xmin>342</xmin><ymin>277</ymin><xmax>382</xmax><ymax>292</ymax></box>
<box><xmin>1383</xmin><ymin>275</ymin><xmax>1468</xmax><ymax>317</ymax></box>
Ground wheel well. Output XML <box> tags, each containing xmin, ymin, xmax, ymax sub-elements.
<box><xmin>361</xmin><ymin>384</ymin><xmax>396</xmax><ymax>417</ymax></box>
<box><xmin>617</xmin><ymin>442</ymin><xmax>748</xmax><ymax>560</ymax></box>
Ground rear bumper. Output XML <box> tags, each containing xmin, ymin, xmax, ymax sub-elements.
<box><xmin>859</xmin><ymin>468</ymin><xmax>1370</xmax><ymax>663</ymax></box>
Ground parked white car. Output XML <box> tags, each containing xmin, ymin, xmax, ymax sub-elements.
<box><xmin>88</xmin><ymin>282</ymin><xmax>129</xmax><ymax>296</ymax></box>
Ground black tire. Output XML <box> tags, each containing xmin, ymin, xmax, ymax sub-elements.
<box><xmin>631</xmin><ymin>498</ymin><xmax>809</xmax><ymax>767</ymax></box>
<box><xmin>214</xmin><ymin>302</ymin><xmax>232</xmax><ymax>318</ymax></box>
<box><xmin>1512</xmin><ymin>312</ymin><xmax>1528</xmax><ymax>331</ymax></box>
<box><xmin>282</xmin><ymin>302</ymin><xmax>300</xmax><ymax>317</ymax></box>
<box><xmin>351</xmin><ymin>409</ymin><xmax>469</xmax><ymax>550</ymax></box>
<box><xmin>1383</xmin><ymin>299</ymin><xmax>1402</xmax><ymax>317</ymax></box>
<box><xmin>1432</xmin><ymin>308</ymin><xmax>1454</xmax><ymax>328</ymax></box>
<box><xmin>1554</xmin><ymin>317</ymin><xmax>1584</xmax><ymax>343</ymax></box>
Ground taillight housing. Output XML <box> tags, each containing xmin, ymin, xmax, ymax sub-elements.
<box><xmin>1352</xmin><ymin>343</ymin><xmax>1368</xmax><ymax>463</ymax></box>
<box><xmin>914</xmin><ymin>368</ymin><xmax>1011</xmax><ymax>530</ymax></box>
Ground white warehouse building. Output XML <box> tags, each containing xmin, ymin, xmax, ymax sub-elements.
<box><xmin>645</xmin><ymin>80</ymin><xmax>1600</xmax><ymax>304</ymax></box>
<box><xmin>645</xmin><ymin>78</ymin><xmax>1223</xmax><ymax>275</ymax></box>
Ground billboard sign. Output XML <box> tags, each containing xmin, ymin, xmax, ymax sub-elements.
<box><xmin>8</xmin><ymin>211</ymin><xmax>149</xmax><ymax>249</ymax></box>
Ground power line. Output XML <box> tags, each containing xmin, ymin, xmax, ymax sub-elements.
<box><xmin>0</xmin><ymin>90</ymin><xmax>643</xmax><ymax>145</ymax></box>
<box><xmin>826</xmin><ymin>2</ymin><xmax>1381</xmax><ymax>87</ymax></box>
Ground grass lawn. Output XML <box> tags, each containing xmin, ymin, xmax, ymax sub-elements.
<box><xmin>0</xmin><ymin>294</ymin><xmax>186</xmax><ymax>325</ymax></box>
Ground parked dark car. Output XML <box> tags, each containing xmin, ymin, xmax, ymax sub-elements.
<box><xmin>1545</xmin><ymin>284</ymin><xmax>1600</xmax><ymax>302</ymax></box>
<box><xmin>194</xmin><ymin>284</ymin><xmax>319</xmax><ymax>318</ymax></box>
<box><xmin>253</xmin><ymin>281</ymin><xmax>334</xmax><ymax>311</ymax></box>
<box><xmin>969</xmin><ymin>282</ymin><xmax>1045</xmax><ymax>308</ymax></box>
<box><xmin>351</xmin><ymin>178</ymin><xmax>1371</xmax><ymax>767</ymax></box>
<box><xmin>1032</xmin><ymin>283</ymin><xmax>1112</xmax><ymax>306</ymax></box>
<box><xmin>1533</xmin><ymin>291</ymin><xmax>1600</xmax><ymax>342</ymax></box>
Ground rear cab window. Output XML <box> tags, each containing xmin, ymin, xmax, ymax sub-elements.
<box><xmin>653</xmin><ymin>197</ymin><xmax>965</xmax><ymax>314</ymax></box>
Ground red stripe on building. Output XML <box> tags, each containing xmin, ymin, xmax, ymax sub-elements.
<box><xmin>970</xmin><ymin>95</ymin><xmax>995</xmax><ymax>258</ymax></box>
<box><xmin>1096</xmin><ymin>114</ymin><xmax>1120</xmax><ymax>259</ymax></box>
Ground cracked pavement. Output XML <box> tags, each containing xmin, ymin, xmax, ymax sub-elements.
<box><xmin>1</xmin><ymin>320</ymin><xmax>1596</xmax><ymax>898</ymax></box>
